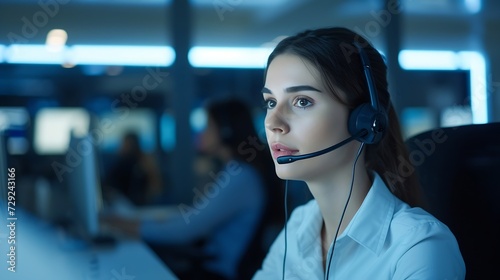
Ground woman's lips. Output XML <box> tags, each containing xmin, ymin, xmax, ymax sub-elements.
<box><xmin>270</xmin><ymin>143</ymin><xmax>299</xmax><ymax>159</ymax></box>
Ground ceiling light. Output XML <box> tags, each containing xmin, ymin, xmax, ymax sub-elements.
<box><xmin>4</xmin><ymin>44</ymin><xmax>175</xmax><ymax>66</ymax></box>
<box><xmin>70</xmin><ymin>45</ymin><xmax>175</xmax><ymax>66</ymax></box>
<box><xmin>464</xmin><ymin>0</ymin><xmax>481</xmax><ymax>13</ymax></box>
<box><xmin>5</xmin><ymin>44</ymin><xmax>67</xmax><ymax>64</ymax></box>
<box><xmin>188</xmin><ymin>47</ymin><xmax>273</xmax><ymax>68</ymax></box>
<box><xmin>46</xmin><ymin>29</ymin><xmax>68</xmax><ymax>53</ymax></box>
<box><xmin>0</xmin><ymin>45</ymin><xmax>5</xmax><ymax>63</ymax></box>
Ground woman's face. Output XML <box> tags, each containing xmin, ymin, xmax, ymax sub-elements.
<box><xmin>263</xmin><ymin>53</ymin><xmax>356</xmax><ymax>181</ymax></box>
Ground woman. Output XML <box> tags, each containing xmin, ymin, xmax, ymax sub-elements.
<box><xmin>105</xmin><ymin>99</ymin><xmax>275</xmax><ymax>280</ymax></box>
<box><xmin>253</xmin><ymin>27</ymin><xmax>465</xmax><ymax>279</ymax></box>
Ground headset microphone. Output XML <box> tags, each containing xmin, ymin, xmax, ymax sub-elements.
<box><xmin>278</xmin><ymin>38</ymin><xmax>388</xmax><ymax>280</ymax></box>
<box><xmin>277</xmin><ymin>130</ymin><xmax>367</xmax><ymax>164</ymax></box>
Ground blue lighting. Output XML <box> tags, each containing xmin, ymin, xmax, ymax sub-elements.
<box><xmin>464</xmin><ymin>0</ymin><xmax>481</xmax><ymax>13</ymax></box>
<box><xmin>0</xmin><ymin>45</ymin><xmax>5</xmax><ymax>63</ymax></box>
<box><xmin>5</xmin><ymin>44</ymin><xmax>67</xmax><ymax>65</ymax></box>
<box><xmin>188</xmin><ymin>47</ymin><xmax>273</xmax><ymax>68</ymax></box>
<box><xmin>399</xmin><ymin>49</ymin><xmax>488</xmax><ymax>124</ymax></box>
<box><xmin>71</xmin><ymin>45</ymin><xmax>175</xmax><ymax>66</ymax></box>
<box><xmin>2</xmin><ymin>44</ymin><xmax>175</xmax><ymax>66</ymax></box>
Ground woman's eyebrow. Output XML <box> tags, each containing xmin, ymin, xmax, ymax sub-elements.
<box><xmin>261</xmin><ymin>87</ymin><xmax>272</xmax><ymax>94</ymax></box>
<box><xmin>261</xmin><ymin>85</ymin><xmax>322</xmax><ymax>94</ymax></box>
<box><xmin>285</xmin><ymin>85</ymin><xmax>322</xmax><ymax>93</ymax></box>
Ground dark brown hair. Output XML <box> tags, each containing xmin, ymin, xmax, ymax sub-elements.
<box><xmin>264</xmin><ymin>27</ymin><xmax>422</xmax><ymax>207</ymax></box>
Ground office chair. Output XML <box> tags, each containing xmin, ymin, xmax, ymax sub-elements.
<box><xmin>405</xmin><ymin>122</ymin><xmax>500</xmax><ymax>280</ymax></box>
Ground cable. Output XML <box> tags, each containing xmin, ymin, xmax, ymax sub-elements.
<box><xmin>282</xmin><ymin>179</ymin><xmax>289</xmax><ymax>280</ymax></box>
<box><xmin>280</xmin><ymin>142</ymin><xmax>365</xmax><ymax>279</ymax></box>
<box><xmin>325</xmin><ymin>142</ymin><xmax>365</xmax><ymax>279</ymax></box>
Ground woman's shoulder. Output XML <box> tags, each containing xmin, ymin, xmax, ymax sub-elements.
<box><xmin>391</xmin><ymin>204</ymin><xmax>456</xmax><ymax>242</ymax></box>
<box><xmin>388</xmin><ymin>205</ymin><xmax>465</xmax><ymax>278</ymax></box>
<box><xmin>373</xmin><ymin>172</ymin><xmax>457</xmax><ymax>241</ymax></box>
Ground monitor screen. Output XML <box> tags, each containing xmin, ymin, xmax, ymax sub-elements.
<box><xmin>66</xmin><ymin>133</ymin><xmax>103</xmax><ymax>241</ymax></box>
<box><xmin>0</xmin><ymin>131</ymin><xmax>8</xmax><ymax>213</ymax></box>
<box><xmin>95</xmin><ymin>108</ymin><xmax>156</xmax><ymax>153</ymax></box>
<box><xmin>0</xmin><ymin>107</ymin><xmax>30</xmax><ymax>155</ymax></box>
<box><xmin>34</xmin><ymin>108</ymin><xmax>90</xmax><ymax>155</ymax></box>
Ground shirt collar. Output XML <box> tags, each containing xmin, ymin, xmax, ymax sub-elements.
<box><xmin>295</xmin><ymin>172</ymin><xmax>396</xmax><ymax>257</ymax></box>
<box><xmin>343</xmin><ymin>172</ymin><xmax>396</xmax><ymax>255</ymax></box>
<box><xmin>295</xmin><ymin>199</ymin><xmax>323</xmax><ymax>259</ymax></box>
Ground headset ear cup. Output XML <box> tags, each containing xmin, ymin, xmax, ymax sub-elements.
<box><xmin>348</xmin><ymin>103</ymin><xmax>386</xmax><ymax>144</ymax></box>
<box><xmin>372</xmin><ymin>111</ymin><xmax>388</xmax><ymax>144</ymax></box>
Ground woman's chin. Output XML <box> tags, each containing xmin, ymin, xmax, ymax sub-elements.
<box><xmin>275</xmin><ymin>166</ymin><xmax>304</xmax><ymax>181</ymax></box>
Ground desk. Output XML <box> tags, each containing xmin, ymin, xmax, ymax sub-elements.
<box><xmin>0</xmin><ymin>209</ymin><xmax>178</xmax><ymax>280</ymax></box>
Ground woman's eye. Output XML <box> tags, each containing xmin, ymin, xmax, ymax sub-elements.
<box><xmin>264</xmin><ymin>99</ymin><xmax>277</xmax><ymax>109</ymax></box>
<box><xmin>294</xmin><ymin>98</ymin><xmax>313</xmax><ymax>108</ymax></box>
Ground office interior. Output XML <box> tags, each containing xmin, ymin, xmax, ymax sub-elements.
<box><xmin>0</xmin><ymin>0</ymin><xmax>499</xmax><ymax>279</ymax></box>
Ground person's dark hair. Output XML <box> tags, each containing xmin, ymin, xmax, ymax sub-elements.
<box><xmin>205</xmin><ymin>98</ymin><xmax>278</xmax><ymax>186</ymax></box>
<box><xmin>264</xmin><ymin>27</ymin><xmax>423</xmax><ymax>207</ymax></box>
<box><xmin>205</xmin><ymin>98</ymin><xmax>284</xmax><ymax>223</ymax></box>
<box><xmin>122</xmin><ymin>131</ymin><xmax>142</xmax><ymax>158</ymax></box>
<box><xmin>206</xmin><ymin>99</ymin><xmax>259</xmax><ymax>161</ymax></box>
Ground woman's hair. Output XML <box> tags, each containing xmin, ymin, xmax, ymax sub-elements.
<box><xmin>264</xmin><ymin>27</ymin><xmax>423</xmax><ymax>207</ymax></box>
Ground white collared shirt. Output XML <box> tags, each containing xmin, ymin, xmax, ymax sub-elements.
<box><xmin>253</xmin><ymin>173</ymin><xmax>465</xmax><ymax>280</ymax></box>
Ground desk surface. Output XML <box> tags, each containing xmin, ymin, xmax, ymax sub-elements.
<box><xmin>0</xmin><ymin>209</ymin><xmax>178</xmax><ymax>280</ymax></box>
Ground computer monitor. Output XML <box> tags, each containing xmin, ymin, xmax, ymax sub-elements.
<box><xmin>96</xmin><ymin>108</ymin><xmax>156</xmax><ymax>153</ymax></box>
<box><xmin>0</xmin><ymin>131</ymin><xmax>8</xmax><ymax>211</ymax></box>
<box><xmin>0</xmin><ymin>107</ymin><xmax>30</xmax><ymax>155</ymax></box>
<box><xmin>33</xmin><ymin>107</ymin><xmax>90</xmax><ymax>155</ymax></box>
<box><xmin>66</xmin><ymin>133</ymin><xmax>104</xmax><ymax>242</ymax></box>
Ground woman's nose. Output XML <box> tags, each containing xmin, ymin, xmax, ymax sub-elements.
<box><xmin>265</xmin><ymin>107</ymin><xmax>289</xmax><ymax>135</ymax></box>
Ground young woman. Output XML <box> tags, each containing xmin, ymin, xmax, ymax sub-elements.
<box><xmin>253</xmin><ymin>27</ymin><xmax>465</xmax><ymax>279</ymax></box>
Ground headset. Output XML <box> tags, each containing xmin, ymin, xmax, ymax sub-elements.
<box><xmin>277</xmin><ymin>42</ymin><xmax>388</xmax><ymax>164</ymax></box>
<box><xmin>280</xmin><ymin>41</ymin><xmax>389</xmax><ymax>280</ymax></box>
<box><xmin>347</xmin><ymin>42</ymin><xmax>388</xmax><ymax>145</ymax></box>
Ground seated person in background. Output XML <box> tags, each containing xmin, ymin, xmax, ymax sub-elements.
<box><xmin>105</xmin><ymin>131</ymin><xmax>163</xmax><ymax>206</ymax></box>
<box><xmin>103</xmin><ymin>99</ymin><xmax>278</xmax><ymax>280</ymax></box>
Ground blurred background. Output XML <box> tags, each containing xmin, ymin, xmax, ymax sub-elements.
<box><xmin>0</xmin><ymin>0</ymin><xmax>498</xmax><ymax>208</ymax></box>
<box><xmin>0</xmin><ymin>0</ymin><xmax>499</xmax><ymax>278</ymax></box>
